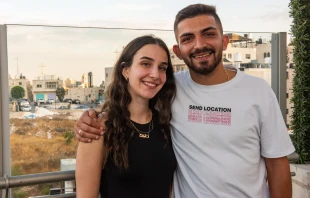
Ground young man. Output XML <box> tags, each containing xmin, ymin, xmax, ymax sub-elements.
<box><xmin>75</xmin><ymin>4</ymin><xmax>294</xmax><ymax>198</ymax></box>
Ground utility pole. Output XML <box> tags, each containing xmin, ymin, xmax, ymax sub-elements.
<box><xmin>15</xmin><ymin>57</ymin><xmax>19</xmax><ymax>78</ymax></box>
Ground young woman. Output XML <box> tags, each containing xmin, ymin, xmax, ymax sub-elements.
<box><xmin>76</xmin><ymin>35</ymin><xmax>177</xmax><ymax>198</ymax></box>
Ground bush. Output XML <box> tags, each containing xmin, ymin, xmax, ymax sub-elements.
<box><xmin>289</xmin><ymin>0</ymin><xmax>310</xmax><ymax>163</ymax></box>
<box><xmin>15</xmin><ymin>129</ymin><xmax>25</xmax><ymax>135</ymax></box>
<box><xmin>12</xmin><ymin>188</ymin><xmax>28</xmax><ymax>198</ymax></box>
<box><xmin>11</xmin><ymin>165</ymin><xmax>24</xmax><ymax>176</ymax></box>
<box><xmin>64</xmin><ymin>131</ymin><xmax>74</xmax><ymax>144</ymax></box>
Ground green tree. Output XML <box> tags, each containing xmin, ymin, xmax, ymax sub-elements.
<box><xmin>56</xmin><ymin>87</ymin><xmax>65</xmax><ymax>102</ymax></box>
<box><xmin>289</xmin><ymin>0</ymin><xmax>310</xmax><ymax>163</ymax></box>
<box><xmin>11</xmin><ymin>86</ymin><xmax>25</xmax><ymax>99</ymax></box>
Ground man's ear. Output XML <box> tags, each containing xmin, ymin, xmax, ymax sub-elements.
<box><xmin>173</xmin><ymin>45</ymin><xmax>183</xmax><ymax>60</ymax></box>
<box><xmin>222</xmin><ymin>34</ymin><xmax>229</xmax><ymax>51</ymax></box>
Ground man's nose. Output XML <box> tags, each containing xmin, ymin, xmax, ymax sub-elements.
<box><xmin>194</xmin><ymin>36</ymin><xmax>205</xmax><ymax>49</ymax></box>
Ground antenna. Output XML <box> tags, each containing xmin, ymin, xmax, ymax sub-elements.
<box><xmin>38</xmin><ymin>63</ymin><xmax>46</xmax><ymax>76</ymax></box>
<box><xmin>113</xmin><ymin>49</ymin><xmax>120</xmax><ymax>60</ymax></box>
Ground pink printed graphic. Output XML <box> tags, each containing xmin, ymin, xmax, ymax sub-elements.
<box><xmin>203</xmin><ymin>111</ymin><xmax>231</xmax><ymax>125</ymax></box>
<box><xmin>188</xmin><ymin>109</ymin><xmax>203</xmax><ymax>123</ymax></box>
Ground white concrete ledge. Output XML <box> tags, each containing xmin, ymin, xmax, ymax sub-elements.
<box><xmin>290</xmin><ymin>164</ymin><xmax>310</xmax><ymax>198</ymax></box>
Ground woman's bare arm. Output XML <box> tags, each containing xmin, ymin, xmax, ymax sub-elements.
<box><xmin>76</xmin><ymin>114</ymin><xmax>107</xmax><ymax>197</ymax></box>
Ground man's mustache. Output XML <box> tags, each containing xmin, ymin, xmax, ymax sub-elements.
<box><xmin>190</xmin><ymin>47</ymin><xmax>215</xmax><ymax>57</ymax></box>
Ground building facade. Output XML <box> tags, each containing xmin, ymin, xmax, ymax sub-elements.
<box><xmin>8</xmin><ymin>74</ymin><xmax>32</xmax><ymax>101</ymax></box>
<box><xmin>66</xmin><ymin>87</ymin><xmax>104</xmax><ymax>102</ymax></box>
<box><xmin>105</xmin><ymin>67</ymin><xmax>114</xmax><ymax>88</ymax></box>
<box><xmin>88</xmin><ymin>72</ymin><xmax>93</xmax><ymax>87</ymax></box>
<box><xmin>32</xmin><ymin>75</ymin><xmax>64</xmax><ymax>102</ymax></box>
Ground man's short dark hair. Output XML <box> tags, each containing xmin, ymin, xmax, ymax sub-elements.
<box><xmin>174</xmin><ymin>4</ymin><xmax>223</xmax><ymax>35</ymax></box>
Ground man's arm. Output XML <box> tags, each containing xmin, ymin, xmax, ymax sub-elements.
<box><xmin>265</xmin><ymin>157</ymin><xmax>292</xmax><ymax>198</ymax></box>
<box><xmin>75</xmin><ymin>109</ymin><xmax>105</xmax><ymax>143</ymax></box>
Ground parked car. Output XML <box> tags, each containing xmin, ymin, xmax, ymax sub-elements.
<box><xmin>75</xmin><ymin>105</ymin><xmax>89</xmax><ymax>109</ymax></box>
<box><xmin>36</xmin><ymin>98</ymin><xmax>45</xmax><ymax>104</ymax></box>
<box><xmin>63</xmin><ymin>98</ymin><xmax>73</xmax><ymax>103</ymax></box>
<box><xmin>95</xmin><ymin>99</ymin><xmax>105</xmax><ymax>105</ymax></box>
<box><xmin>20</xmin><ymin>105</ymin><xmax>31</xmax><ymax>112</ymax></box>
<box><xmin>19</xmin><ymin>100</ymin><xmax>30</xmax><ymax>106</ymax></box>
<box><xmin>58</xmin><ymin>106</ymin><xmax>68</xmax><ymax>109</ymax></box>
<box><xmin>46</xmin><ymin>98</ymin><xmax>55</xmax><ymax>104</ymax></box>
<box><xmin>72</xmin><ymin>99</ymin><xmax>81</xmax><ymax>104</ymax></box>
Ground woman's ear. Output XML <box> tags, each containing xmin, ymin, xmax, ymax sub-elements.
<box><xmin>122</xmin><ymin>67</ymin><xmax>129</xmax><ymax>81</ymax></box>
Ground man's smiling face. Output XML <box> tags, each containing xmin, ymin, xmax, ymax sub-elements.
<box><xmin>173</xmin><ymin>14</ymin><xmax>228</xmax><ymax>75</ymax></box>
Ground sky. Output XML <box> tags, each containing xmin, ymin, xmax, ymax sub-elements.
<box><xmin>0</xmin><ymin>0</ymin><xmax>293</xmax><ymax>86</ymax></box>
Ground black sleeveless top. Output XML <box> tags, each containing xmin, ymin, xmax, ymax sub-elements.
<box><xmin>100</xmin><ymin>111</ymin><xmax>176</xmax><ymax>198</ymax></box>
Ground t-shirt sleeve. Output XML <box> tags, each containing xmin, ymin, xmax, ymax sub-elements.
<box><xmin>260</xmin><ymin>94</ymin><xmax>295</xmax><ymax>158</ymax></box>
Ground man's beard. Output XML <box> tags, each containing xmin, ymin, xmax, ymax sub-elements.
<box><xmin>183</xmin><ymin>47</ymin><xmax>223</xmax><ymax>75</ymax></box>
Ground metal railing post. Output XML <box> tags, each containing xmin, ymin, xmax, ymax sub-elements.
<box><xmin>0</xmin><ymin>24</ymin><xmax>11</xmax><ymax>198</ymax></box>
<box><xmin>271</xmin><ymin>32</ymin><xmax>287</xmax><ymax>123</ymax></box>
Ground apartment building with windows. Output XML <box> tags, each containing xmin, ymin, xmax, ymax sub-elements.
<box><xmin>8</xmin><ymin>74</ymin><xmax>32</xmax><ymax>101</ymax></box>
<box><xmin>32</xmin><ymin>75</ymin><xmax>64</xmax><ymax>102</ymax></box>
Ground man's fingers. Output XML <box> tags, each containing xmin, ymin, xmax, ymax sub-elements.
<box><xmin>76</xmin><ymin>128</ymin><xmax>99</xmax><ymax>141</ymax></box>
<box><xmin>77</xmin><ymin>111</ymin><xmax>102</xmax><ymax>132</ymax></box>
<box><xmin>77</xmin><ymin>122</ymin><xmax>103</xmax><ymax>136</ymax></box>
<box><xmin>75</xmin><ymin>133</ymin><xmax>92</xmax><ymax>143</ymax></box>
<box><xmin>88</xmin><ymin>108</ymin><xmax>98</xmax><ymax>119</ymax></box>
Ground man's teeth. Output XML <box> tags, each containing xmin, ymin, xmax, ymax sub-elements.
<box><xmin>194</xmin><ymin>52</ymin><xmax>212</xmax><ymax>58</ymax></box>
<box><xmin>144</xmin><ymin>82</ymin><xmax>156</xmax><ymax>87</ymax></box>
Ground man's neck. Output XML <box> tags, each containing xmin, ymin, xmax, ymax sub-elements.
<box><xmin>189</xmin><ymin>64</ymin><xmax>235</xmax><ymax>85</ymax></box>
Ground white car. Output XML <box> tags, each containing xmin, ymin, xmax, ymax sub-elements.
<box><xmin>37</xmin><ymin>98</ymin><xmax>44</xmax><ymax>103</ymax></box>
<box><xmin>46</xmin><ymin>98</ymin><xmax>55</xmax><ymax>104</ymax></box>
<box><xmin>21</xmin><ymin>105</ymin><xmax>31</xmax><ymax>111</ymax></box>
<box><xmin>19</xmin><ymin>101</ymin><xmax>29</xmax><ymax>106</ymax></box>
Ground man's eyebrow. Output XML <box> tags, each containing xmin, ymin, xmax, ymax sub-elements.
<box><xmin>201</xmin><ymin>27</ymin><xmax>217</xmax><ymax>32</ymax></box>
<box><xmin>179</xmin><ymin>32</ymin><xmax>194</xmax><ymax>38</ymax></box>
<box><xmin>179</xmin><ymin>27</ymin><xmax>217</xmax><ymax>38</ymax></box>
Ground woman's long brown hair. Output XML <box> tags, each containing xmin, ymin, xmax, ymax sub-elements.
<box><xmin>99</xmin><ymin>35</ymin><xmax>176</xmax><ymax>169</ymax></box>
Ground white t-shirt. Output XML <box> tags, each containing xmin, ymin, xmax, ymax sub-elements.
<box><xmin>171</xmin><ymin>69</ymin><xmax>295</xmax><ymax>198</ymax></box>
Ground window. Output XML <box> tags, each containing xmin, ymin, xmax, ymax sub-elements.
<box><xmin>37</xmin><ymin>84</ymin><xmax>42</xmax><ymax>88</ymax></box>
<box><xmin>228</xmin><ymin>53</ymin><xmax>232</xmax><ymax>59</ymax></box>
<box><xmin>286</xmin><ymin>93</ymin><xmax>289</xmax><ymax>98</ymax></box>
<box><xmin>267</xmin><ymin>52</ymin><xmax>270</xmax><ymax>57</ymax></box>
<box><xmin>264</xmin><ymin>52</ymin><xmax>267</xmax><ymax>58</ymax></box>
<box><xmin>106</xmin><ymin>73</ymin><xmax>108</xmax><ymax>77</ymax></box>
<box><xmin>46</xmin><ymin>82</ymin><xmax>57</xmax><ymax>89</ymax></box>
<box><xmin>171</xmin><ymin>55</ymin><xmax>175</xmax><ymax>59</ymax></box>
<box><xmin>286</xmin><ymin>109</ymin><xmax>289</xmax><ymax>114</ymax></box>
<box><xmin>19</xmin><ymin>82</ymin><xmax>22</xmax><ymax>85</ymax></box>
<box><xmin>246</xmin><ymin>54</ymin><xmax>251</xmax><ymax>59</ymax></box>
<box><xmin>223</xmin><ymin>53</ymin><xmax>226</xmax><ymax>58</ymax></box>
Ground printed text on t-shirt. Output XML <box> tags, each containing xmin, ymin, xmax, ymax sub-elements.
<box><xmin>188</xmin><ymin>105</ymin><xmax>231</xmax><ymax>126</ymax></box>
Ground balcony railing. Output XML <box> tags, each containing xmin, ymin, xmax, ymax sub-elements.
<box><xmin>0</xmin><ymin>170</ymin><xmax>75</xmax><ymax>197</ymax></box>
<box><xmin>0</xmin><ymin>152</ymin><xmax>299</xmax><ymax>197</ymax></box>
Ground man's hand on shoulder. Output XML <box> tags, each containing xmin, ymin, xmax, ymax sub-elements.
<box><xmin>75</xmin><ymin>108</ymin><xmax>106</xmax><ymax>143</ymax></box>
